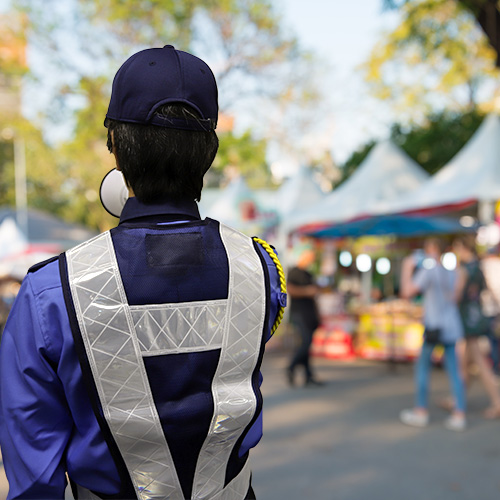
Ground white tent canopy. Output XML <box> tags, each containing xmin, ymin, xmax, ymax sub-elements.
<box><xmin>375</xmin><ymin>114</ymin><xmax>500</xmax><ymax>216</ymax></box>
<box><xmin>0</xmin><ymin>217</ymin><xmax>27</xmax><ymax>261</ymax></box>
<box><xmin>202</xmin><ymin>177</ymin><xmax>256</xmax><ymax>226</ymax></box>
<box><xmin>276</xmin><ymin>166</ymin><xmax>325</xmax><ymax>218</ymax></box>
<box><xmin>286</xmin><ymin>140</ymin><xmax>429</xmax><ymax>232</ymax></box>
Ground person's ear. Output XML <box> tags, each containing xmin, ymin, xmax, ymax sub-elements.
<box><xmin>110</xmin><ymin>130</ymin><xmax>121</xmax><ymax>171</ymax></box>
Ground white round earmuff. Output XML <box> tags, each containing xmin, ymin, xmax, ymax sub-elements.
<box><xmin>99</xmin><ymin>168</ymin><xmax>129</xmax><ymax>217</ymax></box>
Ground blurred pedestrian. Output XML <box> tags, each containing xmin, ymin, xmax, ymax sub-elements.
<box><xmin>454</xmin><ymin>235</ymin><xmax>500</xmax><ymax>419</ymax></box>
<box><xmin>287</xmin><ymin>247</ymin><xmax>324</xmax><ymax>387</ymax></box>
<box><xmin>0</xmin><ymin>45</ymin><xmax>285</xmax><ymax>499</ymax></box>
<box><xmin>479</xmin><ymin>247</ymin><xmax>500</xmax><ymax>375</ymax></box>
<box><xmin>399</xmin><ymin>238</ymin><xmax>466</xmax><ymax>431</ymax></box>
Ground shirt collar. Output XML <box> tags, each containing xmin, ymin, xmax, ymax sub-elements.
<box><xmin>119</xmin><ymin>197</ymin><xmax>201</xmax><ymax>224</ymax></box>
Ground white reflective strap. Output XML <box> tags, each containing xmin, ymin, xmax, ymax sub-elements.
<box><xmin>211</xmin><ymin>460</ymin><xmax>252</xmax><ymax>500</ymax></box>
<box><xmin>192</xmin><ymin>224</ymin><xmax>266</xmax><ymax>500</ymax></box>
<box><xmin>130</xmin><ymin>300</ymin><xmax>227</xmax><ymax>355</ymax></box>
<box><xmin>75</xmin><ymin>484</ymin><xmax>102</xmax><ymax>500</ymax></box>
<box><xmin>75</xmin><ymin>461</ymin><xmax>250</xmax><ymax>500</ymax></box>
<box><xmin>67</xmin><ymin>232</ymin><xmax>184</xmax><ymax>500</ymax></box>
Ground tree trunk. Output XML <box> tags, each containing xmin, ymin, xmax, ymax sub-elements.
<box><xmin>461</xmin><ymin>0</ymin><xmax>500</xmax><ymax>67</ymax></box>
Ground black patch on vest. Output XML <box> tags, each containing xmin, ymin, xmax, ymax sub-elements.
<box><xmin>146</xmin><ymin>232</ymin><xmax>203</xmax><ymax>268</ymax></box>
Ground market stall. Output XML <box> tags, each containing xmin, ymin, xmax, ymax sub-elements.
<box><xmin>354</xmin><ymin>300</ymin><xmax>423</xmax><ymax>361</ymax></box>
<box><xmin>304</xmin><ymin>216</ymin><xmax>471</xmax><ymax>363</ymax></box>
<box><xmin>285</xmin><ymin>124</ymin><xmax>494</xmax><ymax>361</ymax></box>
<box><xmin>310</xmin><ymin>259</ymin><xmax>425</xmax><ymax>362</ymax></box>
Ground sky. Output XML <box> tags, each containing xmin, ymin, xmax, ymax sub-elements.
<box><xmin>278</xmin><ymin>0</ymin><xmax>398</xmax><ymax>75</ymax></box>
<box><xmin>273</xmin><ymin>0</ymin><xmax>401</xmax><ymax>164</ymax></box>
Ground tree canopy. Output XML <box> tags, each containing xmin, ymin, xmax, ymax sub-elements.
<box><xmin>384</xmin><ymin>1</ymin><xmax>500</xmax><ymax>65</ymax></box>
<box><xmin>0</xmin><ymin>0</ymin><xmax>326</xmax><ymax>230</ymax></box>
<box><xmin>365</xmin><ymin>0</ymin><xmax>500</xmax><ymax>122</ymax></box>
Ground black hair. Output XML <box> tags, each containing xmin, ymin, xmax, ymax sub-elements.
<box><xmin>105</xmin><ymin>104</ymin><xmax>218</xmax><ymax>203</ymax></box>
<box><xmin>424</xmin><ymin>237</ymin><xmax>447</xmax><ymax>255</ymax></box>
<box><xmin>454</xmin><ymin>234</ymin><xmax>477</xmax><ymax>256</ymax></box>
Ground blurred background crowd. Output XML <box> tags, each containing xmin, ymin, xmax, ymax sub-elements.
<box><xmin>2</xmin><ymin>0</ymin><xmax>500</xmax><ymax>498</ymax></box>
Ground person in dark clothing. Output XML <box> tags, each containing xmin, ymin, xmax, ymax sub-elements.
<box><xmin>286</xmin><ymin>248</ymin><xmax>323</xmax><ymax>387</ymax></box>
<box><xmin>454</xmin><ymin>235</ymin><xmax>500</xmax><ymax>419</ymax></box>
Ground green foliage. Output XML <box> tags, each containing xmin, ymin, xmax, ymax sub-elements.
<box><xmin>459</xmin><ymin>0</ymin><xmax>500</xmax><ymax>15</ymax></box>
<box><xmin>364</xmin><ymin>0</ymin><xmax>500</xmax><ymax>120</ymax></box>
<box><xmin>339</xmin><ymin>110</ymin><xmax>484</xmax><ymax>179</ymax></box>
<box><xmin>0</xmin><ymin>116</ymin><xmax>67</xmax><ymax>214</ymax></box>
<box><xmin>390</xmin><ymin>109</ymin><xmax>484</xmax><ymax>173</ymax></box>
<box><xmin>0</xmin><ymin>139</ymin><xmax>15</xmax><ymax>206</ymax></box>
<box><xmin>210</xmin><ymin>130</ymin><xmax>271</xmax><ymax>189</ymax></box>
<box><xmin>5</xmin><ymin>0</ymin><xmax>322</xmax><ymax>230</ymax></box>
<box><xmin>338</xmin><ymin>141</ymin><xmax>376</xmax><ymax>185</ymax></box>
<box><xmin>384</xmin><ymin>0</ymin><xmax>500</xmax><ymax>15</ymax></box>
<box><xmin>57</xmin><ymin>76</ymin><xmax>117</xmax><ymax>231</ymax></box>
<box><xmin>16</xmin><ymin>0</ymin><xmax>308</xmax><ymax>119</ymax></box>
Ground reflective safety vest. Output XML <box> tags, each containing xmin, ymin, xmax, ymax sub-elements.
<box><xmin>61</xmin><ymin>223</ymin><xmax>267</xmax><ymax>500</ymax></box>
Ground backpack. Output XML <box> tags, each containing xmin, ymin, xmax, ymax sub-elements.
<box><xmin>460</xmin><ymin>261</ymin><xmax>490</xmax><ymax>337</ymax></box>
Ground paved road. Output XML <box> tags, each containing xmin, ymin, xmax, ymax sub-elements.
<box><xmin>0</xmin><ymin>353</ymin><xmax>499</xmax><ymax>500</ymax></box>
<box><xmin>253</xmin><ymin>353</ymin><xmax>500</xmax><ymax>500</ymax></box>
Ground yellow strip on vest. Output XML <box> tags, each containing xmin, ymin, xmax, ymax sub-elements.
<box><xmin>66</xmin><ymin>223</ymin><xmax>266</xmax><ymax>500</ymax></box>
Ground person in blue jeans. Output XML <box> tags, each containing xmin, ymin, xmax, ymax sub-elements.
<box><xmin>399</xmin><ymin>238</ymin><xmax>466</xmax><ymax>431</ymax></box>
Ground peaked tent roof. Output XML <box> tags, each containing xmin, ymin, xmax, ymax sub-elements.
<box><xmin>286</xmin><ymin>140</ymin><xmax>429</xmax><ymax>233</ymax></box>
<box><xmin>276</xmin><ymin>166</ymin><xmax>325</xmax><ymax>218</ymax></box>
<box><xmin>376</xmin><ymin>114</ymin><xmax>500</xmax><ymax>216</ymax></box>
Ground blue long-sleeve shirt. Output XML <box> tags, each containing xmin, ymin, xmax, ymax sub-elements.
<box><xmin>0</xmin><ymin>198</ymin><xmax>282</xmax><ymax>499</ymax></box>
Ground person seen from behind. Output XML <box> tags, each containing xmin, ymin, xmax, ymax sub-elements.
<box><xmin>399</xmin><ymin>238</ymin><xmax>466</xmax><ymax>431</ymax></box>
<box><xmin>480</xmin><ymin>246</ymin><xmax>500</xmax><ymax>375</ymax></box>
<box><xmin>0</xmin><ymin>45</ymin><xmax>285</xmax><ymax>500</ymax></box>
<box><xmin>286</xmin><ymin>246</ymin><xmax>324</xmax><ymax>387</ymax></box>
<box><xmin>453</xmin><ymin>235</ymin><xmax>500</xmax><ymax>419</ymax></box>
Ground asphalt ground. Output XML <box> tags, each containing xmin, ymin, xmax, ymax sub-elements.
<box><xmin>252</xmin><ymin>352</ymin><xmax>500</xmax><ymax>500</ymax></box>
<box><xmin>0</xmin><ymin>353</ymin><xmax>499</xmax><ymax>500</ymax></box>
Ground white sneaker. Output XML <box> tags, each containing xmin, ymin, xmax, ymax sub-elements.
<box><xmin>400</xmin><ymin>409</ymin><xmax>429</xmax><ymax>428</ymax></box>
<box><xmin>444</xmin><ymin>414</ymin><xmax>466</xmax><ymax>432</ymax></box>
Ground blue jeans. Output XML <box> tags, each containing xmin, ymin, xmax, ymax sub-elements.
<box><xmin>415</xmin><ymin>341</ymin><xmax>466</xmax><ymax>412</ymax></box>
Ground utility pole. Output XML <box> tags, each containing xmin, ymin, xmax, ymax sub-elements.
<box><xmin>14</xmin><ymin>136</ymin><xmax>28</xmax><ymax>238</ymax></box>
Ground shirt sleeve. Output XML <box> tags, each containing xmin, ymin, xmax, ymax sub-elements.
<box><xmin>413</xmin><ymin>267</ymin><xmax>430</xmax><ymax>293</ymax></box>
<box><xmin>0</xmin><ymin>274</ymin><xmax>73</xmax><ymax>499</ymax></box>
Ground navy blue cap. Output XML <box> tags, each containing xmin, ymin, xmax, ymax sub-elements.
<box><xmin>106</xmin><ymin>45</ymin><xmax>218</xmax><ymax>131</ymax></box>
